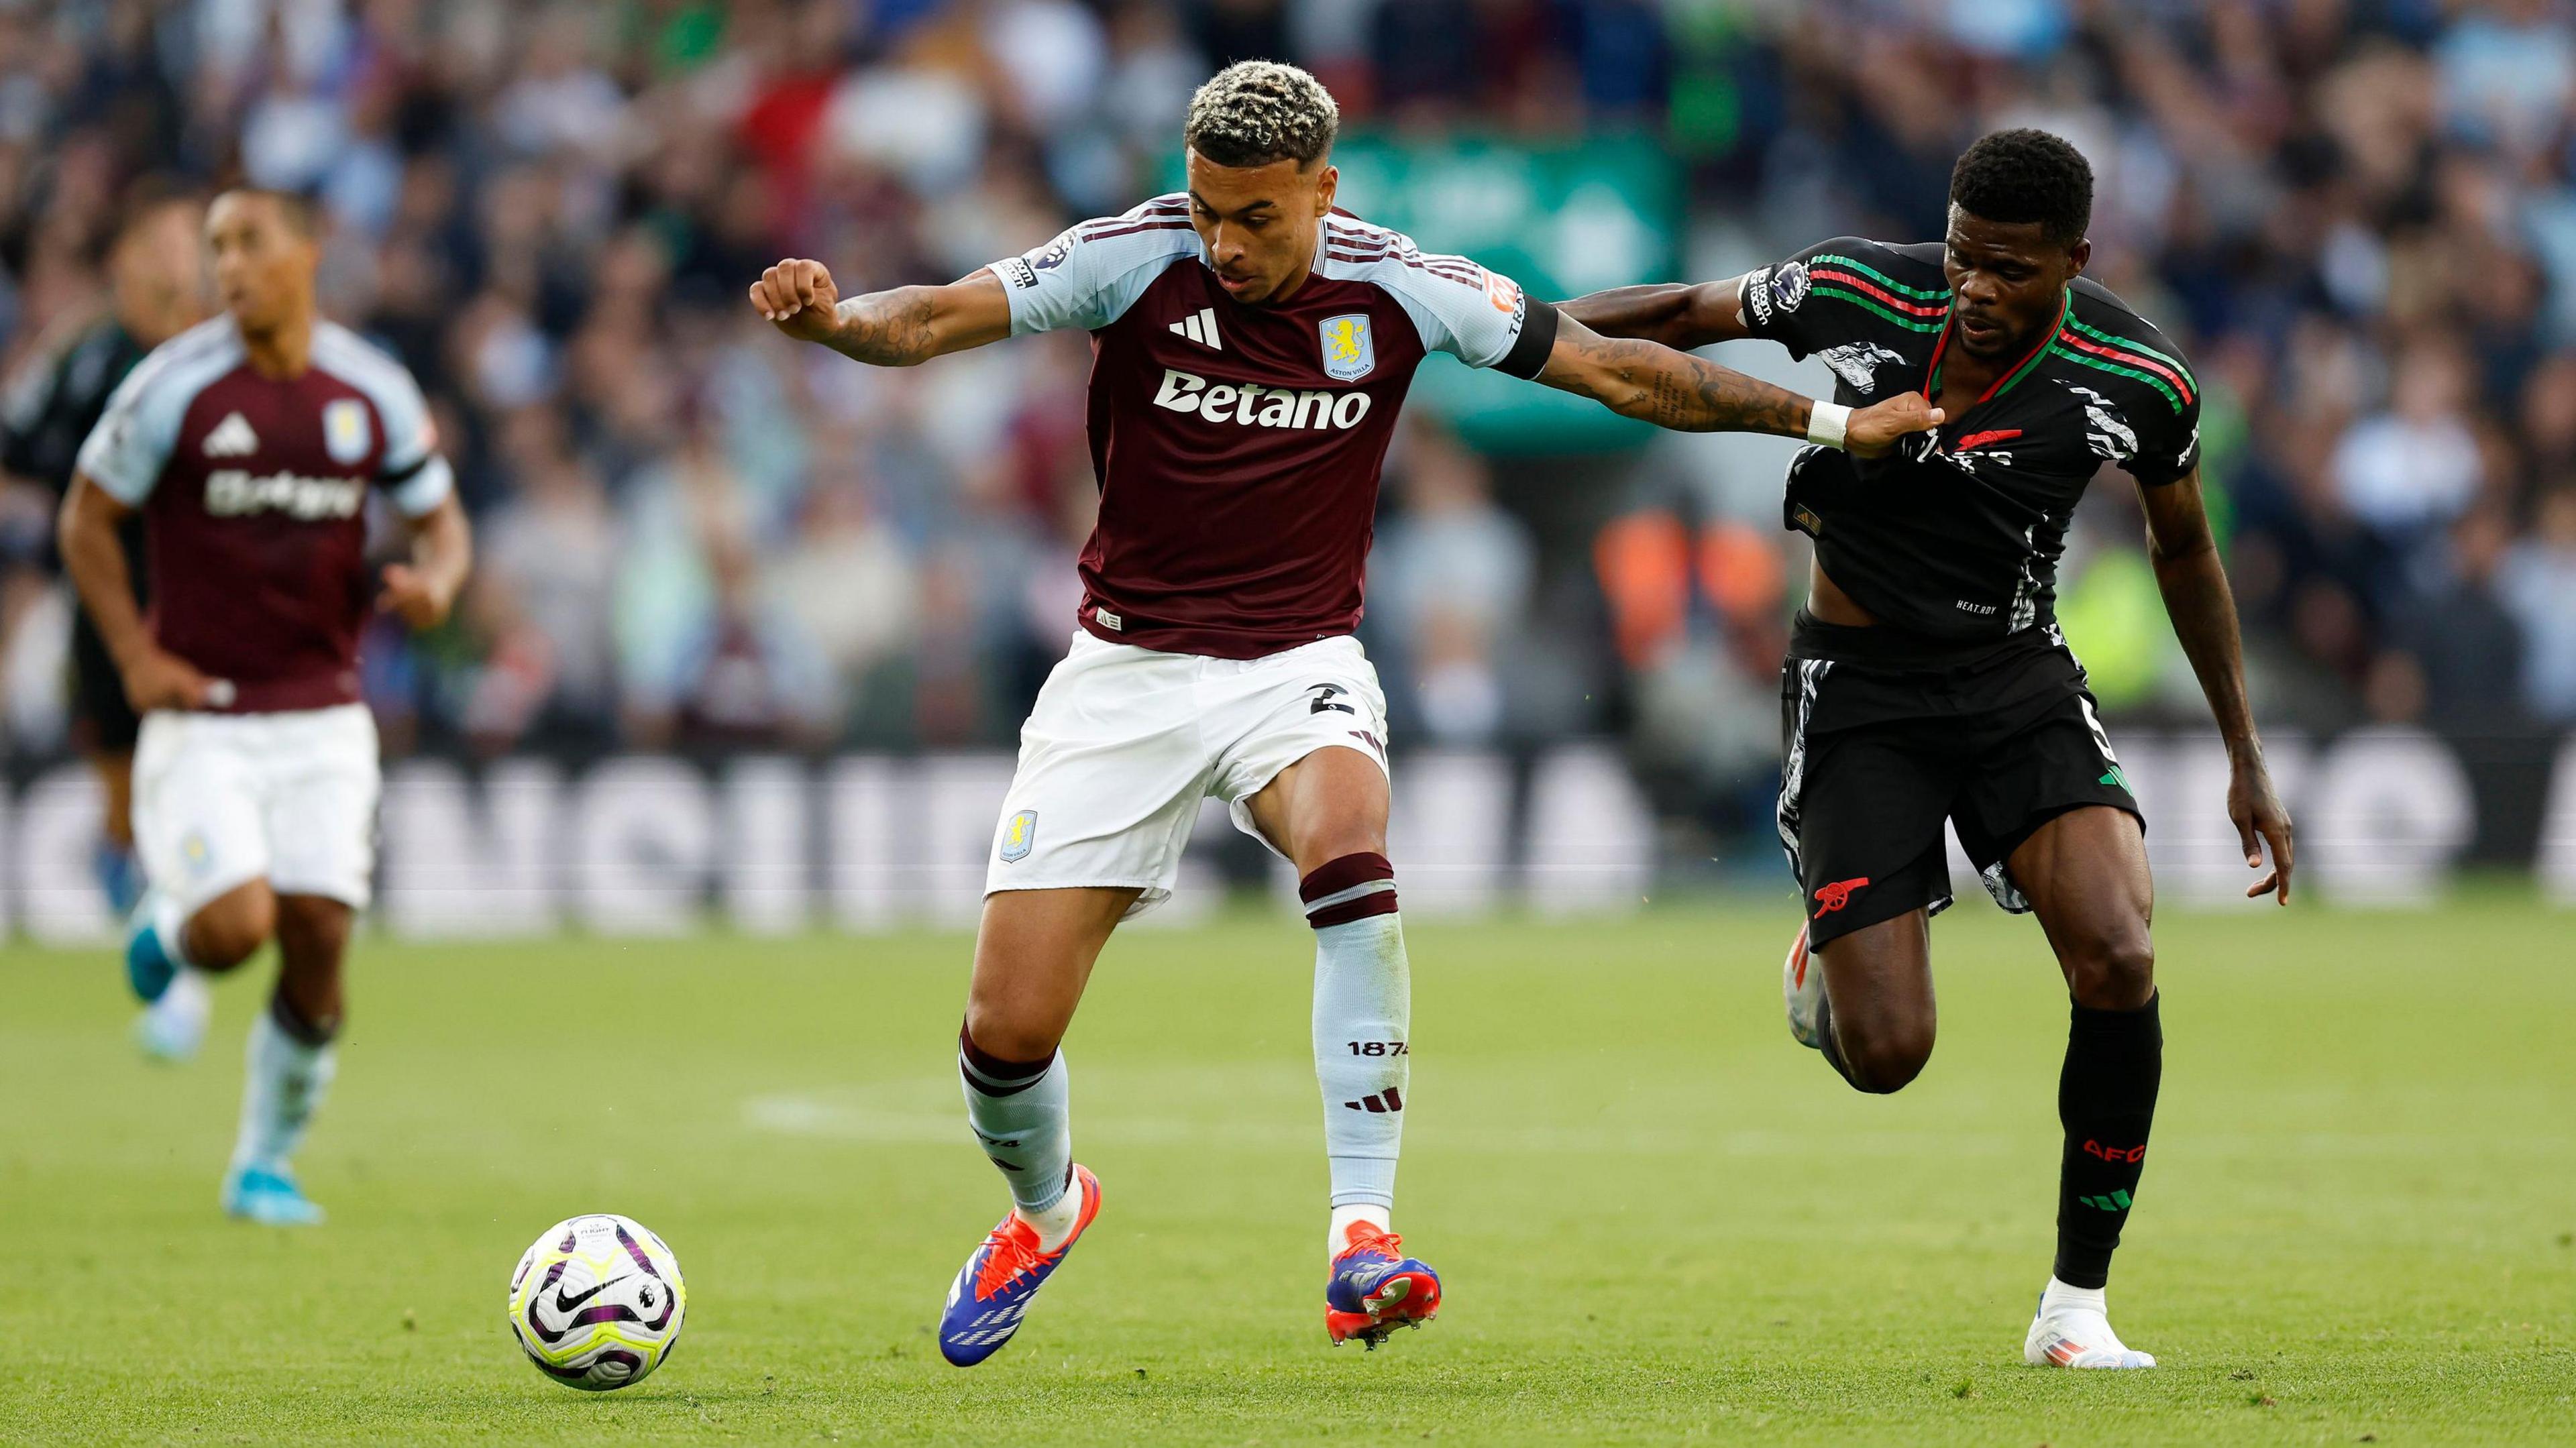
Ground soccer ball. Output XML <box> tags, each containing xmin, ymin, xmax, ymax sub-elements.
<box><xmin>505</xmin><ymin>1213</ymin><xmax>687</xmax><ymax>1391</ymax></box>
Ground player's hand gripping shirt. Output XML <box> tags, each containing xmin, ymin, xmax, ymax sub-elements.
<box><xmin>989</xmin><ymin>196</ymin><xmax>1554</xmax><ymax>659</ymax></box>
<box><xmin>1739</xmin><ymin>238</ymin><xmax>2202</xmax><ymax>639</ymax></box>
<box><xmin>76</xmin><ymin>316</ymin><xmax>454</xmax><ymax>712</ymax></box>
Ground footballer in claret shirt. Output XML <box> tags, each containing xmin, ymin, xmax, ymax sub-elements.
<box><xmin>749</xmin><ymin>60</ymin><xmax>1941</xmax><ymax>1364</ymax></box>
<box><xmin>60</xmin><ymin>187</ymin><xmax>473</xmax><ymax>1229</ymax></box>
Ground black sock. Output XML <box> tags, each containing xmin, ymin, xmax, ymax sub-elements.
<box><xmin>2055</xmin><ymin>994</ymin><xmax>2161</xmax><ymax>1289</ymax></box>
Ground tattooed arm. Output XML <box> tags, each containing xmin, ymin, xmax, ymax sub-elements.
<box><xmin>1534</xmin><ymin>313</ymin><xmax>1941</xmax><ymax>456</ymax></box>
<box><xmin>749</xmin><ymin>261</ymin><xmax>1013</xmax><ymax>367</ymax></box>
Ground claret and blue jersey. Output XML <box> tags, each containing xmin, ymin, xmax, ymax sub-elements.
<box><xmin>1739</xmin><ymin>237</ymin><xmax>2202</xmax><ymax>640</ymax></box>
<box><xmin>985</xmin><ymin>195</ymin><xmax>1552</xmax><ymax>661</ymax></box>
<box><xmin>74</xmin><ymin>315</ymin><xmax>454</xmax><ymax>712</ymax></box>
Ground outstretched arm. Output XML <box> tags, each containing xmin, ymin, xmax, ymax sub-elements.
<box><xmin>2139</xmin><ymin>467</ymin><xmax>2294</xmax><ymax>903</ymax></box>
<box><xmin>1557</xmin><ymin>276</ymin><xmax>1754</xmax><ymax>351</ymax></box>
<box><xmin>1533</xmin><ymin>312</ymin><xmax>1940</xmax><ymax>456</ymax></box>
<box><xmin>749</xmin><ymin>261</ymin><xmax>1014</xmax><ymax>368</ymax></box>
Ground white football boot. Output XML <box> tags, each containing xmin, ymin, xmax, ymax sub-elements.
<box><xmin>2024</xmin><ymin>1278</ymin><xmax>2157</xmax><ymax>1369</ymax></box>
<box><xmin>1783</xmin><ymin>922</ymin><xmax>1825</xmax><ymax>1050</ymax></box>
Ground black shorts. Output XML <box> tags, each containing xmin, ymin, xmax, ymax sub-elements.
<box><xmin>1776</xmin><ymin>614</ymin><xmax>2141</xmax><ymax>946</ymax></box>
<box><xmin>68</xmin><ymin>603</ymin><xmax>140</xmax><ymax>753</ymax></box>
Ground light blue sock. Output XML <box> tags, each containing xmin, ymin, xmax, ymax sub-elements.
<box><xmin>230</xmin><ymin>1000</ymin><xmax>336</xmax><ymax>1175</ymax></box>
<box><xmin>959</xmin><ymin>1034</ymin><xmax>1074</xmax><ymax>1219</ymax></box>
<box><xmin>152</xmin><ymin>895</ymin><xmax>193</xmax><ymax>967</ymax></box>
<box><xmin>1303</xmin><ymin>854</ymin><xmax>1409</xmax><ymax>1213</ymax></box>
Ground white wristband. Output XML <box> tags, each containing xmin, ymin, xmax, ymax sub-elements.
<box><xmin>1806</xmin><ymin>400</ymin><xmax>1851</xmax><ymax>449</ymax></box>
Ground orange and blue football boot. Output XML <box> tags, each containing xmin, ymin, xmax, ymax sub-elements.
<box><xmin>1325</xmin><ymin>1221</ymin><xmax>1440</xmax><ymax>1348</ymax></box>
<box><xmin>938</xmin><ymin>1165</ymin><xmax>1101</xmax><ymax>1367</ymax></box>
<box><xmin>1784</xmin><ymin>921</ymin><xmax>1826</xmax><ymax>1050</ymax></box>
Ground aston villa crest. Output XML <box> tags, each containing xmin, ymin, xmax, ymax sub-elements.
<box><xmin>1320</xmin><ymin>315</ymin><xmax>1375</xmax><ymax>382</ymax></box>
<box><xmin>322</xmin><ymin>398</ymin><xmax>372</xmax><ymax>465</ymax></box>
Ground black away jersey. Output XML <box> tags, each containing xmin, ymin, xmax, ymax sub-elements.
<box><xmin>1</xmin><ymin>316</ymin><xmax>150</xmax><ymax>582</ymax></box>
<box><xmin>1741</xmin><ymin>237</ymin><xmax>2200</xmax><ymax>641</ymax></box>
<box><xmin>3</xmin><ymin>317</ymin><xmax>150</xmax><ymax>496</ymax></box>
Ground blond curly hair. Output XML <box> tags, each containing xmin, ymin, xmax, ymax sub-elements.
<box><xmin>1183</xmin><ymin>60</ymin><xmax>1340</xmax><ymax>168</ymax></box>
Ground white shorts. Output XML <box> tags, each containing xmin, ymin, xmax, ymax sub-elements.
<box><xmin>986</xmin><ymin>631</ymin><xmax>1391</xmax><ymax>915</ymax></box>
<box><xmin>132</xmin><ymin>703</ymin><xmax>382</xmax><ymax>915</ymax></box>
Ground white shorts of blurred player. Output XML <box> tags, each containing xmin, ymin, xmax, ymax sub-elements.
<box><xmin>986</xmin><ymin>630</ymin><xmax>1391</xmax><ymax>917</ymax></box>
<box><xmin>132</xmin><ymin>703</ymin><xmax>382</xmax><ymax>917</ymax></box>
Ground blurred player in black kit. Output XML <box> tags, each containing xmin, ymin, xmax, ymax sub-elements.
<box><xmin>0</xmin><ymin>188</ymin><xmax>211</xmax><ymax>1058</ymax></box>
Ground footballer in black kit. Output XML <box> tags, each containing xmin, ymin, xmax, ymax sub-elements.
<box><xmin>1</xmin><ymin>192</ymin><xmax>207</xmax><ymax>924</ymax></box>
<box><xmin>1566</xmin><ymin>129</ymin><xmax>2295</xmax><ymax>1368</ymax></box>
<box><xmin>5</xmin><ymin>318</ymin><xmax>154</xmax><ymax>748</ymax></box>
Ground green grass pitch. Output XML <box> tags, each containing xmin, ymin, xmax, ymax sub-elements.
<box><xmin>1</xmin><ymin>896</ymin><xmax>2570</xmax><ymax>1445</ymax></box>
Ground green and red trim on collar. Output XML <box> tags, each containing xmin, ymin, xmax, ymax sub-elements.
<box><xmin>1923</xmin><ymin>286</ymin><xmax>2069</xmax><ymax>410</ymax></box>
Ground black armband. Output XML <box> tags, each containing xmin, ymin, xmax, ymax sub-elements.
<box><xmin>1495</xmin><ymin>297</ymin><xmax>1560</xmax><ymax>380</ymax></box>
<box><xmin>380</xmin><ymin>452</ymin><xmax>433</xmax><ymax>485</ymax></box>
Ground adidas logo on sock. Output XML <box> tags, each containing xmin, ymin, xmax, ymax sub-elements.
<box><xmin>1168</xmin><ymin>307</ymin><xmax>1220</xmax><ymax>349</ymax></box>
<box><xmin>1342</xmin><ymin>1087</ymin><xmax>1403</xmax><ymax>1113</ymax></box>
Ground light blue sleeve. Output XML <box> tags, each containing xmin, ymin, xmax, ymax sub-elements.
<box><xmin>991</xmin><ymin>196</ymin><xmax>1199</xmax><ymax>337</ymax></box>
<box><xmin>372</xmin><ymin>367</ymin><xmax>454</xmax><ymax>517</ymax></box>
<box><xmin>322</xmin><ymin>327</ymin><xmax>453</xmax><ymax>517</ymax></box>
<box><xmin>74</xmin><ymin>350</ymin><xmax>200</xmax><ymax>505</ymax></box>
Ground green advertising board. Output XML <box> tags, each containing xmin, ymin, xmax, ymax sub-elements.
<box><xmin>1171</xmin><ymin>131</ymin><xmax>1682</xmax><ymax>453</ymax></box>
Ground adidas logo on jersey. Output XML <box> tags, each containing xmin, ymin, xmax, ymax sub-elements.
<box><xmin>1168</xmin><ymin>308</ymin><xmax>1222</xmax><ymax>349</ymax></box>
<box><xmin>203</xmin><ymin>412</ymin><xmax>260</xmax><ymax>457</ymax></box>
<box><xmin>1150</xmin><ymin>368</ymin><xmax>1374</xmax><ymax>431</ymax></box>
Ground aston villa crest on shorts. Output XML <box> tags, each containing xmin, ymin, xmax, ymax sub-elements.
<box><xmin>1320</xmin><ymin>315</ymin><xmax>1375</xmax><ymax>382</ymax></box>
<box><xmin>322</xmin><ymin>398</ymin><xmax>372</xmax><ymax>465</ymax></box>
<box><xmin>999</xmin><ymin>809</ymin><xmax>1037</xmax><ymax>863</ymax></box>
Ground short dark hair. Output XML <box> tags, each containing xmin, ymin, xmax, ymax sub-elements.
<box><xmin>1949</xmin><ymin>129</ymin><xmax>2092</xmax><ymax>248</ymax></box>
<box><xmin>113</xmin><ymin>176</ymin><xmax>200</xmax><ymax>242</ymax></box>
<box><xmin>1183</xmin><ymin>61</ymin><xmax>1339</xmax><ymax>169</ymax></box>
<box><xmin>213</xmin><ymin>184</ymin><xmax>321</xmax><ymax>238</ymax></box>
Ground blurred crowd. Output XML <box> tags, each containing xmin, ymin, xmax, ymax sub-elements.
<box><xmin>0</xmin><ymin>0</ymin><xmax>2569</xmax><ymax>835</ymax></box>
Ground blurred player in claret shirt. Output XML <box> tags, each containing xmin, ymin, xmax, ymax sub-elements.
<box><xmin>58</xmin><ymin>188</ymin><xmax>472</xmax><ymax>1227</ymax></box>
<box><xmin>0</xmin><ymin>189</ymin><xmax>209</xmax><ymax>1049</ymax></box>
<box><xmin>751</xmin><ymin>60</ymin><xmax>1941</xmax><ymax>1363</ymax></box>
<box><xmin>1565</xmin><ymin>129</ymin><xmax>2297</xmax><ymax>1370</ymax></box>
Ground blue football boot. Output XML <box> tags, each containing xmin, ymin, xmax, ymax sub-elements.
<box><xmin>222</xmin><ymin>1164</ymin><xmax>325</xmax><ymax>1226</ymax></box>
<box><xmin>123</xmin><ymin>893</ymin><xmax>178</xmax><ymax>1005</ymax></box>
<box><xmin>938</xmin><ymin>1166</ymin><xmax>1100</xmax><ymax>1366</ymax></box>
<box><xmin>1326</xmin><ymin>1221</ymin><xmax>1441</xmax><ymax>1348</ymax></box>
